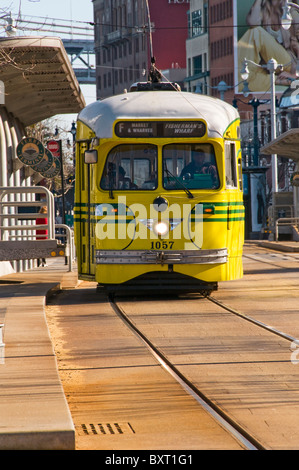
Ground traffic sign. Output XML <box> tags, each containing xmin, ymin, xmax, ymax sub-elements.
<box><xmin>47</xmin><ymin>140</ymin><xmax>60</xmax><ymax>157</ymax></box>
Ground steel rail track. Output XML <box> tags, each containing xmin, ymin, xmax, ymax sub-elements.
<box><xmin>206</xmin><ymin>295</ymin><xmax>298</xmax><ymax>344</ymax></box>
<box><xmin>208</xmin><ymin>249</ymin><xmax>299</xmax><ymax>344</ymax></box>
<box><xmin>109</xmin><ymin>296</ymin><xmax>265</xmax><ymax>451</ymax></box>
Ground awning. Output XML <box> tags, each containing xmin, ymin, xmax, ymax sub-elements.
<box><xmin>0</xmin><ymin>36</ymin><xmax>86</xmax><ymax>126</ymax></box>
<box><xmin>260</xmin><ymin>128</ymin><xmax>299</xmax><ymax>160</ymax></box>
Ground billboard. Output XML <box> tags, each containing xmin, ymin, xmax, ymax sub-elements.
<box><xmin>235</xmin><ymin>0</ymin><xmax>299</xmax><ymax>94</ymax></box>
<box><xmin>149</xmin><ymin>0</ymin><xmax>189</xmax><ymax>70</ymax></box>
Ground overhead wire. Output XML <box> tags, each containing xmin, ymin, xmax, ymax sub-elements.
<box><xmin>10</xmin><ymin>10</ymin><xmax>294</xmax><ymax>33</ymax></box>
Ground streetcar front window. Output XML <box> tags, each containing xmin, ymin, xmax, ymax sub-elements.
<box><xmin>163</xmin><ymin>143</ymin><xmax>220</xmax><ymax>190</ymax></box>
<box><xmin>100</xmin><ymin>144</ymin><xmax>158</xmax><ymax>190</ymax></box>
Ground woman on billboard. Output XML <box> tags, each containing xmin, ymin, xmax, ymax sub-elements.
<box><xmin>238</xmin><ymin>0</ymin><xmax>299</xmax><ymax>92</ymax></box>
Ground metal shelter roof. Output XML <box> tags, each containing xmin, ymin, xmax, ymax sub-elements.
<box><xmin>0</xmin><ymin>36</ymin><xmax>86</xmax><ymax>126</ymax></box>
<box><xmin>260</xmin><ymin>128</ymin><xmax>299</xmax><ymax>161</ymax></box>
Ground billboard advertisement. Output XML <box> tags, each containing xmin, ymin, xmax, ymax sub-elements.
<box><xmin>235</xmin><ymin>0</ymin><xmax>299</xmax><ymax>94</ymax></box>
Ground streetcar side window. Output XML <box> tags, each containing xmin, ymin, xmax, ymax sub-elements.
<box><xmin>225</xmin><ymin>142</ymin><xmax>238</xmax><ymax>188</ymax></box>
<box><xmin>163</xmin><ymin>143</ymin><xmax>220</xmax><ymax>190</ymax></box>
<box><xmin>100</xmin><ymin>144</ymin><xmax>158</xmax><ymax>190</ymax></box>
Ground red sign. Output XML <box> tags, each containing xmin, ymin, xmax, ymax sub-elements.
<box><xmin>47</xmin><ymin>140</ymin><xmax>60</xmax><ymax>157</ymax></box>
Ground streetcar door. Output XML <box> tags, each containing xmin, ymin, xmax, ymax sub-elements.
<box><xmin>77</xmin><ymin>141</ymin><xmax>95</xmax><ymax>278</ymax></box>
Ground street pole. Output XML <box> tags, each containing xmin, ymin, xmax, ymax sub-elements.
<box><xmin>250</xmin><ymin>98</ymin><xmax>260</xmax><ymax>166</ymax></box>
<box><xmin>58</xmin><ymin>139</ymin><xmax>66</xmax><ymax>225</ymax></box>
<box><xmin>268</xmin><ymin>58</ymin><xmax>278</xmax><ymax>194</ymax></box>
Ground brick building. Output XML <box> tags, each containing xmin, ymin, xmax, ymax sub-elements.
<box><xmin>93</xmin><ymin>0</ymin><xmax>190</xmax><ymax>99</ymax></box>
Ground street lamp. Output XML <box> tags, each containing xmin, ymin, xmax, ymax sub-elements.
<box><xmin>68</xmin><ymin>121</ymin><xmax>76</xmax><ymax>171</ymax></box>
<box><xmin>215</xmin><ymin>79</ymin><xmax>249</xmax><ymax>101</ymax></box>
<box><xmin>242</xmin><ymin>81</ymin><xmax>251</xmax><ymax>98</ymax></box>
<box><xmin>217</xmin><ymin>81</ymin><xmax>228</xmax><ymax>101</ymax></box>
<box><xmin>241</xmin><ymin>58</ymin><xmax>279</xmax><ymax>193</ymax></box>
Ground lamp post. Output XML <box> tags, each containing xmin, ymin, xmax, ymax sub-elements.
<box><xmin>269</xmin><ymin>58</ymin><xmax>278</xmax><ymax>194</ymax></box>
<box><xmin>69</xmin><ymin>121</ymin><xmax>76</xmax><ymax>171</ymax></box>
<box><xmin>54</xmin><ymin>127</ymin><xmax>66</xmax><ymax>225</ymax></box>
<box><xmin>241</xmin><ymin>57</ymin><xmax>279</xmax><ymax>193</ymax></box>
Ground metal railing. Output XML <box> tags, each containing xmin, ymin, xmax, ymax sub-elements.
<box><xmin>55</xmin><ymin>223</ymin><xmax>75</xmax><ymax>272</ymax></box>
<box><xmin>0</xmin><ymin>186</ymin><xmax>55</xmax><ymax>240</ymax></box>
<box><xmin>275</xmin><ymin>217</ymin><xmax>299</xmax><ymax>241</ymax></box>
<box><xmin>0</xmin><ymin>186</ymin><xmax>74</xmax><ymax>271</ymax></box>
<box><xmin>268</xmin><ymin>204</ymin><xmax>294</xmax><ymax>229</ymax></box>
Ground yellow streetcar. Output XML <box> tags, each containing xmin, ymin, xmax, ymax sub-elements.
<box><xmin>74</xmin><ymin>81</ymin><xmax>244</xmax><ymax>294</ymax></box>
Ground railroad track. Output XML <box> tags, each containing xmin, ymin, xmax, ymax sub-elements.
<box><xmin>108</xmin><ymin>247</ymin><xmax>299</xmax><ymax>451</ymax></box>
<box><xmin>48</xmin><ymin>246</ymin><xmax>299</xmax><ymax>450</ymax></box>
<box><xmin>110</xmin><ymin>296</ymin><xmax>265</xmax><ymax>450</ymax></box>
<box><xmin>206</xmin><ymin>295</ymin><xmax>298</xmax><ymax>344</ymax></box>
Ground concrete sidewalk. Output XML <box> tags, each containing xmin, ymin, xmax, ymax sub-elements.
<box><xmin>257</xmin><ymin>240</ymin><xmax>299</xmax><ymax>252</ymax></box>
<box><xmin>0</xmin><ymin>258</ymin><xmax>80</xmax><ymax>450</ymax></box>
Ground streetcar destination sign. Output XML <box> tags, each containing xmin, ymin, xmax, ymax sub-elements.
<box><xmin>115</xmin><ymin>121</ymin><xmax>206</xmax><ymax>138</ymax></box>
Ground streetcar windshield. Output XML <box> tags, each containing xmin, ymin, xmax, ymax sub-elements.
<box><xmin>100</xmin><ymin>144</ymin><xmax>158</xmax><ymax>191</ymax></box>
<box><xmin>163</xmin><ymin>143</ymin><xmax>220</xmax><ymax>190</ymax></box>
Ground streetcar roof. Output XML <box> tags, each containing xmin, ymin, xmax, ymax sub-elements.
<box><xmin>77</xmin><ymin>90</ymin><xmax>239</xmax><ymax>139</ymax></box>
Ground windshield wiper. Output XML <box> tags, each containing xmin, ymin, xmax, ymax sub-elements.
<box><xmin>163</xmin><ymin>162</ymin><xmax>194</xmax><ymax>199</ymax></box>
<box><xmin>108</xmin><ymin>164</ymin><xmax>115</xmax><ymax>199</ymax></box>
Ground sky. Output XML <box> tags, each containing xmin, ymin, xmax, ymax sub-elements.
<box><xmin>2</xmin><ymin>0</ymin><xmax>96</xmax><ymax>129</ymax></box>
<box><xmin>6</xmin><ymin>0</ymin><xmax>94</xmax><ymax>23</ymax></box>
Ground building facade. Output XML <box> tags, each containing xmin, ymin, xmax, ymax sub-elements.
<box><xmin>208</xmin><ymin>0</ymin><xmax>234</xmax><ymax>101</ymax></box>
<box><xmin>185</xmin><ymin>0</ymin><xmax>209</xmax><ymax>94</ymax></box>
<box><xmin>93</xmin><ymin>0</ymin><xmax>190</xmax><ymax>99</ymax></box>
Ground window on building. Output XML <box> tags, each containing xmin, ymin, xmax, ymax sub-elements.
<box><xmin>97</xmin><ymin>75</ymin><xmax>101</xmax><ymax>91</ymax></box>
<box><xmin>204</xmin><ymin>3</ymin><xmax>208</xmax><ymax>32</ymax></box>
<box><xmin>191</xmin><ymin>10</ymin><xmax>202</xmax><ymax>37</ymax></box>
<box><xmin>193</xmin><ymin>55</ymin><xmax>203</xmax><ymax>75</ymax></box>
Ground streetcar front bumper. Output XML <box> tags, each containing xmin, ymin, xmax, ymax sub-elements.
<box><xmin>95</xmin><ymin>248</ymin><xmax>228</xmax><ymax>265</ymax></box>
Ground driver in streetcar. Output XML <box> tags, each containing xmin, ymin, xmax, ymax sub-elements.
<box><xmin>180</xmin><ymin>150</ymin><xmax>218</xmax><ymax>186</ymax></box>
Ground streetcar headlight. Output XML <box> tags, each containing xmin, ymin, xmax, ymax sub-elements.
<box><xmin>153</xmin><ymin>221</ymin><xmax>169</xmax><ymax>237</ymax></box>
